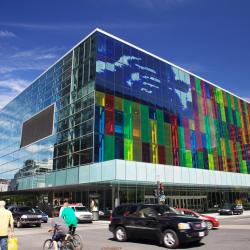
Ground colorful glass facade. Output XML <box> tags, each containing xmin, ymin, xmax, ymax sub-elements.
<box><xmin>94</xmin><ymin>32</ymin><xmax>250</xmax><ymax>174</ymax></box>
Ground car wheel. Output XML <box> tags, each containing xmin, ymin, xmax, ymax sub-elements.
<box><xmin>114</xmin><ymin>226</ymin><xmax>127</xmax><ymax>242</ymax></box>
<box><xmin>206</xmin><ymin>221</ymin><xmax>213</xmax><ymax>230</ymax></box>
<box><xmin>36</xmin><ymin>223</ymin><xmax>41</xmax><ymax>227</ymax></box>
<box><xmin>162</xmin><ymin>229</ymin><xmax>179</xmax><ymax>249</ymax></box>
<box><xmin>17</xmin><ymin>220</ymin><xmax>22</xmax><ymax>228</ymax></box>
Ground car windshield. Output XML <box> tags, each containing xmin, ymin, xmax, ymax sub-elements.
<box><xmin>74</xmin><ymin>206</ymin><xmax>88</xmax><ymax>212</ymax></box>
<box><xmin>33</xmin><ymin>208</ymin><xmax>42</xmax><ymax>213</ymax></box>
<box><xmin>18</xmin><ymin>207</ymin><xmax>34</xmax><ymax>213</ymax></box>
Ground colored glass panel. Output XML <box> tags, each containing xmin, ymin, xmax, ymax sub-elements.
<box><xmin>104</xmin><ymin>135</ymin><xmax>114</xmax><ymax>160</ymax></box>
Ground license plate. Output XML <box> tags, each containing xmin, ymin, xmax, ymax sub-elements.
<box><xmin>199</xmin><ymin>232</ymin><xmax>205</xmax><ymax>237</ymax></box>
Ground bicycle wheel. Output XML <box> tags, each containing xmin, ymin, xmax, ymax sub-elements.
<box><xmin>73</xmin><ymin>234</ymin><xmax>83</xmax><ymax>250</ymax></box>
<box><xmin>43</xmin><ymin>239</ymin><xmax>54</xmax><ymax>250</ymax></box>
<box><xmin>62</xmin><ymin>240</ymin><xmax>75</xmax><ymax>250</ymax></box>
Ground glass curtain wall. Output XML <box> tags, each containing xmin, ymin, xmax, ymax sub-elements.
<box><xmin>0</xmin><ymin>34</ymin><xmax>96</xmax><ymax>184</ymax></box>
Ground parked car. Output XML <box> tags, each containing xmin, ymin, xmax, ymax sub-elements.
<box><xmin>70</xmin><ymin>205</ymin><xmax>93</xmax><ymax>223</ymax></box>
<box><xmin>8</xmin><ymin>206</ymin><xmax>42</xmax><ymax>228</ymax></box>
<box><xmin>33</xmin><ymin>208</ymin><xmax>48</xmax><ymax>223</ymax></box>
<box><xmin>109</xmin><ymin>204</ymin><xmax>208</xmax><ymax>249</ymax></box>
<box><xmin>176</xmin><ymin>208</ymin><xmax>219</xmax><ymax>230</ymax></box>
<box><xmin>219</xmin><ymin>204</ymin><xmax>244</xmax><ymax>215</ymax></box>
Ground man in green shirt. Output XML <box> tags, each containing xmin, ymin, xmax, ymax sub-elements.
<box><xmin>61</xmin><ymin>201</ymin><xmax>78</xmax><ymax>235</ymax></box>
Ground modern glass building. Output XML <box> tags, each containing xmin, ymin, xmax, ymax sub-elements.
<box><xmin>0</xmin><ymin>28</ymin><xmax>250</xmax><ymax>212</ymax></box>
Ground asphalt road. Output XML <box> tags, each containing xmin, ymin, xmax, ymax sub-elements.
<box><xmin>16</xmin><ymin>215</ymin><xmax>250</xmax><ymax>250</ymax></box>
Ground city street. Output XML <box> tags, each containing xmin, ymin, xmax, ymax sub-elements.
<box><xmin>16</xmin><ymin>213</ymin><xmax>250</xmax><ymax>250</ymax></box>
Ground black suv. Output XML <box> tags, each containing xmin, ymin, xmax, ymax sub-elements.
<box><xmin>109</xmin><ymin>204</ymin><xmax>208</xmax><ymax>249</ymax></box>
<box><xmin>8</xmin><ymin>206</ymin><xmax>42</xmax><ymax>228</ymax></box>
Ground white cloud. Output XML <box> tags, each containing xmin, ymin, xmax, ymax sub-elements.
<box><xmin>0</xmin><ymin>78</ymin><xmax>30</xmax><ymax>109</ymax></box>
<box><xmin>0</xmin><ymin>30</ymin><xmax>15</xmax><ymax>38</ymax></box>
<box><xmin>0</xmin><ymin>78</ymin><xmax>29</xmax><ymax>92</ymax></box>
<box><xmin>0</xmin><ymin>46</ymin><xmax>65</xmax><ymax>75</ymax></box>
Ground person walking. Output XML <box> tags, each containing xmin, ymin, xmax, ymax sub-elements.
<box><xmin>0</xmin><ymin>200</ymin><xmax>14</xmax><ymax>250</ymax></box>
<box><xmin>61</xmin><ymin>201</ymin><xmax>78</xmax><ymax>235</ymax></box>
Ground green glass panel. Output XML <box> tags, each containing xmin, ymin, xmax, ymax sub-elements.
<box><xmin>195</xmin><ymin>78</ymin><xmax>201</xmax><ymax>95</ymax></box>
<box><xmin>214</xmin><ymin>120</ymin><xmax>222</xmax><ymax>156</ymax></box>
<box><xmin>124</xmin><ymin>100</ymin><xmax>133</xmax><ymax>139</ymax></box>
<box><xmin>197</xmin><ymin>151</ymin><xmax>204</xmax><ymax>169</ymax></box>
<box><xmin>104</xmin><ymin>135</ymin><xmax>114</xmax><ymax>160</ymax></box>
<box><xmin>185</xmin><ymin>150</ymin><xmax>192</xmax><ymax>167</ymax></box>
<box><xmin>178</xmin><ymin>127</ymin><xmax>185</xmax><ymax>149</ymax></box>
<box><xmin>179</xmin><ymin>149</ymin><xmax>185</xmax><ymax>166</ymax></box>
<box><xmin>204</xmin><ymin>116</ymin><xmax>212</xmax><ymax>150</ymax></box>
<box><xmin>156</xmin><ymin>110</ymin><xmax>165</xmax><ymax>145</ymax></box>
<box><xmin>124</xmin><ymin>139</ymin><xmax>133</xmax><ymax>160</ymax></box>
<box><xmin>236</xmin><ymin>111</ymin><xmax>241</xmax><ymax>127</ymax></box>
<box><xmin>220</xmin><ymin>104</ymin><xmax>226</xmax><ymax>122</ymax></box>
<box><xmin>242</xmin><ymin>160</ymin><xmax>248</xmax><ymax>174</ymax></box>
<box><xmin>236</xmin><ymin>142</ymin><xmax>243</xmax><ymax>173</ymax></box>
<box><xmin>234</xmin><ymin>96</ymin><xmax>239</xmax><ymax>111</ymax></box>
<box><xmin>208</xmin><ymin>153</ymin><xmax>214</xmax><ymax>170</ymax></box>
<box><xmin>140</xmin><ymin>104</ymin><xmax>150</xmax><ymax>143</ymax></box>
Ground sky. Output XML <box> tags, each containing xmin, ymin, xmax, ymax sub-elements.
<box><xmin>0</xmin><ymin>0</ymin><xmax>250</xmax><ymax>109</ymax></box>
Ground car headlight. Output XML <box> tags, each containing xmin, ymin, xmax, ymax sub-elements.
<box><xmin>178</xmin><ymin>223</ymin><xmax>191</xmax><ymax>230</ymax></box>
<box><xmin>37</xmin><ymin>215</ymin><xmax>42</xmax><ymax>218</ymax></box>
<box><xmin>201</xmin><ymin>221</ymin><xmax>207</xmax><ymax>228</ymax></box>
<box><xmin>215</xmin><ymin>219</ymin><xmax>218</xmax><ymax>222</ymax></box>
<box><xmin>21</xmin><ymin>215</ymin><xmax>27</xmax><ymax>219</ymax></box>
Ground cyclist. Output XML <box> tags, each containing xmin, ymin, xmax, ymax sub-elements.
<box><xmin>48</xmin><ymin>211</ymin><xmax>68</xmax><ymax>250</ymax></box>
<box><xmin>61</xmin><ymin>201</ymin><xmax>78</xmax><ymax>236</ymax></box>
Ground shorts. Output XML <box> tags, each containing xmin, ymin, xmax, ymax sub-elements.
<box><xmin>52</xmin><ymin>232</ymin><xmax>66</xmax><ymax>242</ymax></box>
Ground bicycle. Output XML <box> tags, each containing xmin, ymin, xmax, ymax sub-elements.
<box><xmin>43</xmin><ymin>225</ymin><xmax>75</xmax><ymax>250</ymax></box>
<box><xmin>66</xmin><ymin>226</ymin><xmax>83</xmax><ymax>250</ymax></box>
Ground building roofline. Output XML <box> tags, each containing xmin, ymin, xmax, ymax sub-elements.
<box><xmin>96</xmin><ymin>28</ymin><xmax>249</xmax><ymax>105</ymax></box>
<box><xmin>1</xmin><ymin>27</ymin><xmax>249</xmax><ymax>112</ymax></box>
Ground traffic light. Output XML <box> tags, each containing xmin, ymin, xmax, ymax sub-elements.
<box><xmin>159</xmin><ymin>182</ymin><xmax>164</xmax><ymax>195</ymax></box>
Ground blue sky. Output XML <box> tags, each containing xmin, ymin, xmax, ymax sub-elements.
<box><xmin>0</xmin><ymin>0</ymin><xmax>250</xmax><ymax>108</ymax></box>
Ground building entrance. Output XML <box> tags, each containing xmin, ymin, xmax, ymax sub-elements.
<box><xmin>166</xmin><ymin>196</ymin><xmax>208</xmax><ymax>212</ymax></box>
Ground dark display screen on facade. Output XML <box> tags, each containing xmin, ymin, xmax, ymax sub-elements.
<box><xmin>20</xmin><ymin>105</ymin><xmax>54</xmax><ymax>148</ymax></box>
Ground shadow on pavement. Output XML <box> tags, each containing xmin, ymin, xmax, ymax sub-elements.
<box><xmin>108</xmin><ymin>237</ymin><xmax>205</xmax><ymax>249</ymax></box>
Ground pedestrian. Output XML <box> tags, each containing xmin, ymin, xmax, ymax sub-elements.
<box><xmin>61</xmin><ymin>201</ymin><xmax>78</xmax><ymax>235</ymax></box>
<box><xmin>0</xmin><ymin>200</ymin><xmax>14</xmax><ymax>250</ymax></box>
